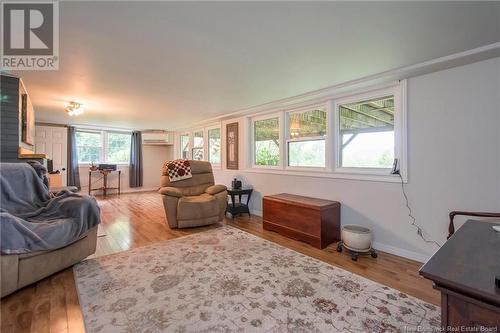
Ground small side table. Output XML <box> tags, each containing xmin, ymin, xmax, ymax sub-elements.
<box><xmin>226</xmin><ymin>188</ymin><xmax>253</xmax><ymax>218</ymax></box>
<box><xmin>88</xmin><ymin>169</ymin><xmax>121</xmax><ymax>196</ymax></box>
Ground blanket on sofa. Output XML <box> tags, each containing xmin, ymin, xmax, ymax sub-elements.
<box><xmin>0</xmin><ymin>163</ymin><xmax>100</xmax><ymax>254</ymax></box>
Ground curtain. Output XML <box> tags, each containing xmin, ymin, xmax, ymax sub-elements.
<box><xmin>129</xmin><ymin>131</ymin><xmax>143</xmax><ymax>187</ymax></box>
<box><xmin>67</xmin><ymin>126</ymin><xmax>81</xmax><ymax>189</ymax></box>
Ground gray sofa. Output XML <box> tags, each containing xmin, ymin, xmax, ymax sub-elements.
<box><xmin>0</xmin><ymin>162</ymin><xmax>99</xmax><ymax>297</ymax></box>
<box><xmin>1</xmin><ymin>227</ymin><xmax>97</xmax><ymax>297</ymax></box>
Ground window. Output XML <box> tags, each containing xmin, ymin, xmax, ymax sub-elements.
<box><xmin>287</xmin><ymin>107</ymin><xmax>326</xmax><ymax>167</ymax></box>
<box><xmin>107</xmin><ymin>132</ymin><xmax>131</xmax><ymax>163</ymax></box>
<box><xmin>76</xmin><ymin>130</ymin><xmax>131</xmax><ymax>164</ymax></box>
<box><xmin>76</xmin><ymin>131</ymin><xmax>102</xmax><ymax>164</ymax></box>
<box><xmin>180</xmin><ymin>134</ymin><xmax>189</xmax><ymax>159</ymax></box>
<box><xmin>253</xmin><ymin>116</ymin><xmax>280</xmax><ymax>166</ymax></box>
<box><xmin>192</xmin><ymin>130</ymin><xmax>204</xmax><ymax>160</ymax></box>
<box><xmin>337</xmin><ymin>95</ymin><xmax>395</xmax><ymax>170</ymax></box>
<box><xmin>208</xmin><ymin>128</ymin><xmax>221</xmax><ymax>164</ymax></box>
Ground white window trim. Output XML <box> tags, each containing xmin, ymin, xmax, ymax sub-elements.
<box><xmin>250</xmin><ymin>112</ymin><xmax>283</xmax><ymax>169</ymax></box>
<box><xmin>333</xmin><ymin>83</ymin><xmax>406</xmax><ymax>180</ymax></box>
<box><xmin>285</xmin><ymin>103</ymin><xmax>328</xmax><ymax>171</ymax></box>
<box><xmin>191</xmin><ymin>128</ymin><xmax>205</xmax><ymax>161</ymax></box>
<box><xmin>244</xmin><ymin>80</ymin><xmax>407</xmax><ymax>183</ymax></box>
<box><xmin>242</xmin><ymin>167</ymin><xmax>404</xmax><ymax>183</ymax></box>
<box><xmin>179</xmin><ymin>132</ymin><xmax>191</xmax><ymax>159</ymax></box>
<box><xmin>77</xmin><ymin>129</ymin><xmax>131</xmax><ymax>166</ymax></box>
<box><xmin>178</xmin><ymin>124</ymin><xmax>222</xmax><ymax>168</ymax></box>
<box><xmin>207</xmin><ymin>125</ymin><xmax>222</xmax><ymax>168</ymax></box>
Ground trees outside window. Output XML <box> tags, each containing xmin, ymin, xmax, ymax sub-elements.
<box><xmin>76</xmin><ymin>130</ymin><xmax>131</xmax><ymax>164</ymax></box>
<box><xmin>76</xmin><ymin>131</ymin><xmax>102</xmax><ymax>164</ymax></box>
<box><xmin>208</xmin><ymin>128</ymin><xmax>221</xmax><ymax>164</ymax></box>
<box><xmin>287</xmin><ymin>107</ymin><xmax>326</xmax><ymax>167</ymax></box>
<box><xmin>192</xmin><ymin>130</ymin><xmax>204</xmax><ymax>160</ymax></box>
<box><xmin>107</xmin><ymin>132</ymin><xmax>131</xmax><ymax>163</ymax></box>
<box><xmin>254</xmin><ymin>117</ymin><xmax>279</xmax><ymax>166</ymax></box>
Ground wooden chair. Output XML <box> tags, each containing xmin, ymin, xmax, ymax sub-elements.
<box><xmin>448</xmin><ymin>211</ymin><xmax>500</xmax><ymax>238</ymax></box>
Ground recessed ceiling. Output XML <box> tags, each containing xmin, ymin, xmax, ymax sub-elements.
<box><xmin>13</xmin><ymin>1</ymin><xmax>500</xmax><ymax>130</ymax></box>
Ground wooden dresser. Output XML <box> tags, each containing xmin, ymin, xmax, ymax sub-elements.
<box><xmin>263</xmin><ymin>193</ymin><xmax>340</xmax><ymax>249</ymax></box>
<box><xmin>420</xmin><ymin>220</ymin><xmax>500</xmax><ymax>330</ymax></box>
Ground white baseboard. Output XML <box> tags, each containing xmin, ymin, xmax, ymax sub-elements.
<box><xmin>371</xmin><ymin>241</ymin><xmax>430</xmax><ymax>263</ymax></box>
<box><xmin>121</xmin><ymin>187</ymin><xmax>158</xmax><ymax>194</ymax></box>
<box><xmin>251</xmin><ymin>209</ymin><xmax>262</xmax><ymax>217</ymax></box>
<box><xmin>79</xmin><ymin>187</ymin><xmax>158</xmax><ymax>195</ymax></box>
<box><xmin>249</xmin><ymin>208</ymin><xmax>430</xmax><ymax>263</ymax></box>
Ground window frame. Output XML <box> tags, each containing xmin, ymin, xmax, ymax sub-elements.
<box><xmin>176</xmin><ymin>81</ymin><xmax>407</xmax><ymax>183</ymax></box>
<box><xmin>207</xmin><ymin>126</ymin><xmax>222</xmax><ymax>167</ymax></box>
<box><xmin>250</xmin><ymin>112</ymin><xmax>283</xmax><ymax>169</ymax></box>
<box><xmin>244</xmin><ymin>81</ymin><xmax>407</xmax><ymax>183</ymax></box>
<box><xmin>333</xmin><ymin>84</ymin><xmax>404</xmax><ymax>177</ymax></box>
<box><xmin>105</xmin><ymin>131</ymin><xmax>132</xmax><ymax>164</ymax></box>
<box><xmin>179</xmin><ymin>132</ymin><xmax>190</xmax><ymax>159</ymax></box>
<box><xmin>177</xmin><ymin>124</ymin><xmax>222</xmax><ymax>168</ymax></box>
<box><xmin>191</xmin><ymin>129</ymin><xmax>205</xmax><ymax>161</ymax></box>
<box><xmin>76</xmin><ymin>129</ymin><xmax>131</xmax><ymax>165</ymax></box>
<box><xmin>76</xmin><ymin>130</ymin><xmax>103</xmax><ymax>165</ymax></box>
<box><xmin>285</xmin><ymin>103</ymin><xmax>328</xmax><ymax>171</ymax></box>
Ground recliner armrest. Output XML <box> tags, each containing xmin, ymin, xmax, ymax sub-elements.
<box><xmin>205</xmin><ymin>184</ymin><xmax>227</xmax><ymax>195</ymax></box>
<box><xmin>158</xmin><ymin>186</ymin><xmax>183</xmax><ymax>197</ymax></box>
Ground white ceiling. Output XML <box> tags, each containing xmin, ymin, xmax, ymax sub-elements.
<box><xmin>14</xmin><ymin>1</ymin><xmax>500</xmax><ymax>130</ymax></box>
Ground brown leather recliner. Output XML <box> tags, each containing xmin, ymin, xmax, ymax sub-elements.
<box><xmin>159</xmin><ymin>160</ymin><xmax>227</xmax><ymax>228</ymax></box>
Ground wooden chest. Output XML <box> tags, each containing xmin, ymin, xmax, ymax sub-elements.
<box><xmin>263</xmin><ymin>193</ymin><xmax>341</xmax><ymax>249</ymax></box>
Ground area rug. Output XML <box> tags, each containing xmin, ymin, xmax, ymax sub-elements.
<box><xmin>74</xmin><ymin>226</ymin><xmax>440</xmax><ymax>333</ymax></box>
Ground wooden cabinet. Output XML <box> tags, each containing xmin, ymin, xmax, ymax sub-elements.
<box><xmin>263</xmin><ymin>193</ymin><xmax>341</xmax><ymax>249</ymax></box>
<box><xmin>420</xmin><ymin>220</ymin><xmax>500</xmax><ymax>330</ymax></box>
<box><xmin>48</xmin><ymin>173</ymin><xmax>63</xmax><ymax>188</ymax></box>
<box><xmin>442</xmin><ymin>290</ymin><xmax>500</xmax><ymax>328</ymax></box>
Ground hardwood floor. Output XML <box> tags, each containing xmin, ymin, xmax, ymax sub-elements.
<box><xmin>1</xmin><ymin>191</ymin><xmax>439</xmax><ymax>333</ymax></box>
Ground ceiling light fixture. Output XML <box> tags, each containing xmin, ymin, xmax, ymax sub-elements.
<box><xmin>65</xmin><ymin>101</ymin><xmax>84</xmax><ymax>116</ymax></box>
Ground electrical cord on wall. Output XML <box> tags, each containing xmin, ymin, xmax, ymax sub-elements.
<box><xmin>396</xmin><ymin>170</ymin><xmax>442</xmax><ymax>248</ymax></box>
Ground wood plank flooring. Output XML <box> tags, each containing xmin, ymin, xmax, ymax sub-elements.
<box><xmin>1</xmin><ymin>191</ymin><xmax>439</xmax><ymax>333</ymax></box>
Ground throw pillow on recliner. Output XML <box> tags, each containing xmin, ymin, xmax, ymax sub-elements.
<box><xmin>164</xmin><ymin>159</ymin><xmax>193</xmax><ymax>182</ymax></box>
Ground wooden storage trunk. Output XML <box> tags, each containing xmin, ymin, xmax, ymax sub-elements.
<box><xmin>263</xmin><ymin>193</ymin><xmax>341</xmax><ymax>249</ymax></box>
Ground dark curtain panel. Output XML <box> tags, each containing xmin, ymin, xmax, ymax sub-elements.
<box><xmin>67</xmin><ymin>126</ymin><xmax>81</xmax><ymax>189</ymax></box>
<box><xmin>129</xmin><ymin>131</ymin><xmax>143</xmax><ymax>188</ymax></box>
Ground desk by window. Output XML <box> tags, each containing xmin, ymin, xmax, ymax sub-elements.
<box><xmin>88</xmin><ymin>169</ymin><xmax>121</xmax><ymax>196</ymax></box>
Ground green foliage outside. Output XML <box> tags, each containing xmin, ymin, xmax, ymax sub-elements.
<box><xmin>76</xmin><ymin>131</ymin><xmax>130</xmax><ymax>164</ymax></box>
<box><xmin>254</xmin><ymin>118</ymin><xmax>279</xmax><ymax>166</ymax></box>
<box><xmin>76</xmin><ymin>132</ymin><xmax>101</xmax><ymax>163</ymax></box>
<box><xmin>255</xmin><ymin>140</ymin><xmax>279</xmax><ymax>166</ymax></box>
<box><xmin>288</xmin><ymin>140</ymin><xmax>325</xmax><ymax>167</ymax></box>
<box><xmin>208</xmin><ymin>128</ymin><xmax>221</xmax><ymax>164</ymax></box>
<box><xmin>107</xmin><ymin>132</ymin><xmax>131</xmax><ymax>163</ymax></box>
<box><xmin>209</xmin><ymin>138</ymin><xmax>221</xmax><ymax>164</ymax></box>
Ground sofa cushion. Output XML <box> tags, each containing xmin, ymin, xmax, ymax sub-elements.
<box><xmin>177</xmin><ymin>194</ymin><xmax>219</xmax><ymax>220</ymax></box>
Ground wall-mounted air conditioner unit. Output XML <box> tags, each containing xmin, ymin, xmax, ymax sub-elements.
<box><xmin>142</xmin><ymin>131</ymin><xmax>173</xmax><ymax>145</ymax></box>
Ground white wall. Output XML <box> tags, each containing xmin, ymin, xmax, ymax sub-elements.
<box><xmin>210</xmin><ymin>57</ymin><xmax>500</xmax><ymax>262</ymax></box>
<box><xmin>79</xmin><ymin>144</ymin><xmax>173</xmax><ymax>194</ymax></box>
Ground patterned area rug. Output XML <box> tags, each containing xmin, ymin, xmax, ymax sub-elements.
<box><xmin>74</xmin><ymin>226</ymin><xmax>440</xmax><ymax>333</ymax></box>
